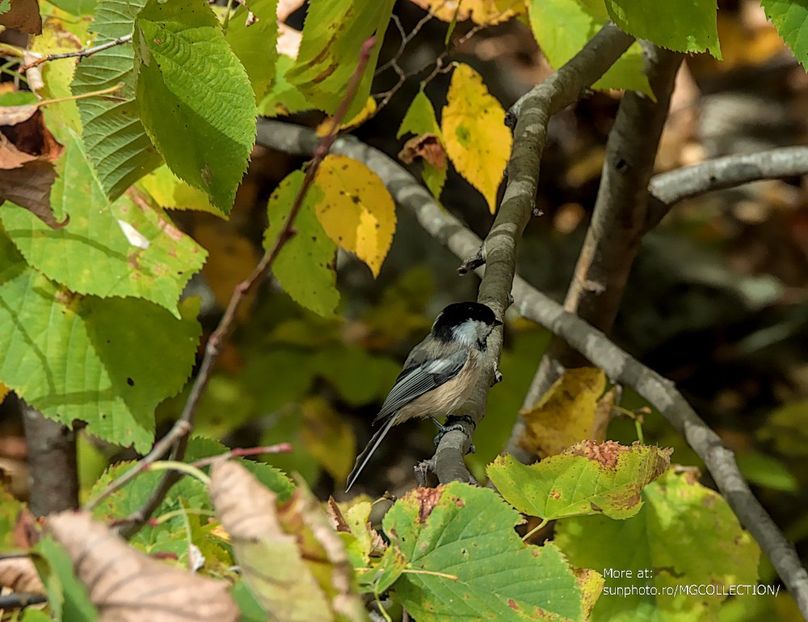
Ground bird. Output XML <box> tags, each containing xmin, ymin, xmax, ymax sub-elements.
<box><xmin>345</xmin><ymin>301</ymin><xmax>502</xmax><ymax>492</ymax></box>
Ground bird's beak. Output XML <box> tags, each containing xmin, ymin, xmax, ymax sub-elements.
<box><xmin>493</xmin><ymin>319</ymin><xmax>504</xmax><ymax>327</ymax></box>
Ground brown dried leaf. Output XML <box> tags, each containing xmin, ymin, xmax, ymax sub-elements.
<box><xmin>210</xmin><ymin>461</ymin><xmax>332</xmax><ymax>622</ymax></box>
<box><xmin>0</xmin><ymin>105</ymin><xmax>39</xmax><ymax>127</ymax></box>
<box><xmin>277</xmin><ymin>22</ymin><xmax>302</xmax><ymax>57</ymax></box>
<box><xmin>0</xmin><ymin>557</ymin><xmax>44</xmax><ymax>593</ymax></box>
<box><xmin>47</xmin><ymin>512</ymin><xmax>238</xmax><ymax>622</ymax></box>
<box><xmin>398</xmin><ymin>133</ymin><xmax>447</xmax><ymax>169</ymax></box>
<box><xmin>210</xmin><ymin>462</ymin><xmax>365</xmax><ymax>622</ymax></box>
<box><xmin>0</xmin><ymin>0</ymin><xmax>42</xmax><ymax>34</ymax></box>
<box><xmin>0</xmin><ymin>108</ymin><xmax>66</xmax><ymax>228</ymax></box>
<box><xmin>277</xmin><ymin>0</ymin><xmax>305</xmax><ymax>21</ymax></box>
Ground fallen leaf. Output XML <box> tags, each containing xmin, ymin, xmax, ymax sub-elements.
<box><xmin>47</xmin><ymin>511</ymin><xmax>239</xmax><ymax>622</ymax></box>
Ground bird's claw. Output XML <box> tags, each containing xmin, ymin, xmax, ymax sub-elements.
<box><xmin>432</xmin><ymin>415</ymin><xmax>476</xmax><ymax>454</ymax></box>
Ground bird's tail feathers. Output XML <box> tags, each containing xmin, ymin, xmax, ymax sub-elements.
<box><xmin>345</xmin><ymin>416</ymin><xmax>396</xmax><ymax>493</ymax></box>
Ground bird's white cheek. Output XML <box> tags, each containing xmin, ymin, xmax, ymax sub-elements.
<box><xmin>451</xmin><ymin>322</ymin><xmax>479</xmax><ymax>347</ymax></box>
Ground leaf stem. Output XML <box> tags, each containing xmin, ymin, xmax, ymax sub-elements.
<box><xmin>221</xmin><ymin>0</ymin><xmax>237</xmax><ymax>34</ymax></box>
<box><xmin>148</xmin><ymin>461</ymin><xmax>211</xmax><ymax>485</ymax></box>
<box><xmin>401</xmin><ymin>568</ymin><xmax>458</xmax><ymax>580</ymax></box>
<box><xmin>521</xmin><ymin>518</ymin><xmax>549</xmax><ymax>542</ymax></box>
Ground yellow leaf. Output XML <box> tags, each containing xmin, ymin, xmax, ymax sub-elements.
<box><xmin>316</xmin><ymin>96</ymin><xmax>377</xmax><ymax>136</ymax></box>
<box><xmin>194</xmin><ymin>221</ymin><xmax>260</xmax><ymax>319</ymax></box>
<box><xmin>442</xmin><ymin>63</ymin><xmax>511</xmax><ymax>213</ymax></box>
<box><xmin>300</xmin><ymin>397</ymin><xmax>356</xmax><ymax>482</ymax></box>
<box><xmin>140</xmin><ymin>165</ymin><xmax>224</xmax><ymax>217</ymax></box>
<box><xmin>518</xmin><ymin>367</ymin><xmax>609</xmax><ymax>458</ymax></box>
<box><xmin>575</xmin><ymin>568</ymin><xmax>605</xmax><ymax>619</ymax></box>
<box><xmin>410</xmin><ymin>0</ymin><xmax>526</xmax><ymax>24</ymax></box>
<box><xmin>0</xmin><ymin>383</ymin><xmax>10</xmax><ymax>404</ymax></box>
<box><xmin>313</xmin><ymin>155</ymin><xmax>396</xmax><ymax>277</ymax></box>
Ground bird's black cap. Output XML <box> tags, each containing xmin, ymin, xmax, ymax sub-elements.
<box><xmin>432</xmin><ymin>302</ymin><xmax>501</xmax><ymax>341</ymax></box>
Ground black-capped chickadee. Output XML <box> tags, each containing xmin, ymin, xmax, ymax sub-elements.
<box><xmin>346</xmin><ymin>301</ymin><xmax>502</xmax><ymax>492</ymax></box>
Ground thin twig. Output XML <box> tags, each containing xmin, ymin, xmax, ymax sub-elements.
<box><xmin>253</xmin><ymin>119</ymin><xmax>808</xmax><ymax>616</ymax></box>
<box><xmin>87</xmin><ymin>37</ymin><xmax>379</xmax><ymax>539</ymax></box>
<box><xmin>373</xmin><ymin>19</ymin><xmax>488</xmax><ymax>116</ymax></box>
<box><xmin>190</xmin><ymin>443</ymin><xmax>293</xmax><ymax>469</ymax></box>
<box><xmin>0</xmin><ymin>593</ymin><xmax>47</xmax><ymax>609</ymax></box>
<box><xmin>20</xmin><ymin>34</ymin><xmax>133</xmax><ymax>72</ymax></box>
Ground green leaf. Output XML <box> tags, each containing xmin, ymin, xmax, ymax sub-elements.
<box><xmin>231</xmin><ymin>580</ymin><xmax>267</xmax><ymax>622</ymax></box>
<box><xmin>758</xmin><ymin>399</ymin><xmax>808</xmax><ymax>458</ymax></box>
<box><xmin>185</xmin><ymin>436</ymin><xmax>294</xmax><ymax>501</ymax></box>
<box><xmin>604</xmin><ymin>0</ymin><xmax>721</xmax><ymax>58</ymax></box>
<box><xmin>528</xmin><ymin>0</ymin><xmax>652</xmax><ymax>95</ymax></box>
<box><xmin>0</xmin><ymin>131</ymin><xmax>206</xmax><ymax>316</ymax></box>
<box><xmin>556</xmin><ymin>470</ymin><xmax>759</xmax><ymax>621</ymax></box>
<box><xmin>34</xmin><ymin>537</ymin><xmax>98</xmax><ymax>622</ymax></box>
<box><xmin>21</xmin><ymin>610</ymin><xmax>53</xmax><ymax>622</ymax></box>
<box><xmin>735</xmin><ymin>450</ymin><xmax>799</xmax><ymax>493</ymax></box>
<box><xmin>397</xmin><ymin>89</ymin><xmax>447</xmax><ymax>199</ymax></box>
<box><xmin>46</xmin><ymin>0</ymin><xmax>97</xmax><ymax>16</ymax></box>
<box><xmin>0</xmin><ymin>233</ymin><xmax>200</xmax><ymax>452</ymax></box>
<box><xmin>31</xmin><ymin>18</ymin><xmax>82</xmax><ymax>142</ymax></box>
<box><xmin>0</xmin><ymin>486</ymin><xmax>23</xmax><ymax>550</ymax></box>
<box><xmin>138</xmin><ymin>163</ymin><xmax>222</xmax><ymax>216</ymax></box>
<box><xmin>71</xmin><ymin>0</ymin><xmax>162</xmax><ymax>200</ymax></box>
<box><xmin>311</xmin><ymin>346</ymin><xmax>400</xmax><ymax>406</ymax></box>
<box><xmin>285</xmin><ymin>0</ymin><xmax>395</xmax><ymax>118</ymax></box>
<box><xmin>398</xmin><ymin>90</ymin><xmax>441</xmax><ymax>138</ymax></box>
<box><xmin>761</xmin><ymin>0</ymin><xmax>808</xmax><ymax>70</ymax></box>
<box><xmin>257</xmin><ymin>54</ymin><xmax>310</xmax><ymax>116</ymax></box>
<box><xmin>264</xmin><ymin>170</ymin><xmax>339</xmax><ymax>317</ymax></box>
<box><xmin>487</xmin><ymin>443</ymin><xmax>671</xmax><ymax>521</ymax></box>
<box><xmin>134</xmin><ymin>0</ymin><xmax>257</xmax><ymax>213</ymax></box>
<box><xmin>383</xmin><ymin>482</ymin><xmax>586</xmax><ymax>621</ymax></box>
<box><xmin>225</xmin><ymin>0</ymin><xmax>279</xmax><ymax>101</ymax></box>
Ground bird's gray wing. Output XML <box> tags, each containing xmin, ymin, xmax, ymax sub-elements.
<box><xmin>372</xmin><ymin>349</ymin><xmax>468</xmax><ymax>424</ymax></box>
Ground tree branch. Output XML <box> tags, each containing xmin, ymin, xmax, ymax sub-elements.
<box><xmin>0</xmin><ymin>593</ymin><xmax>47</xmax><ymax>609</ymax></box>
<box><xmin>20</xmin><ymin>400</ymin><xmax>78</xmax><ymax>516</ymax></box>
<box><xmin>511</xmin><ymin>45</ymin><xmax>683</xmax><ymax>460</ymax></box>
<box><xmin>86</xmin><ymin>37</ymin><xmax>379</xmax><ymax>539</ymax></box>
<box><xmin>254</xmin><ymin>120</ymin><xmax>808</xmax><ymax>616</ymax></box>
<box><xmin>646</xmin><ymin>146</ymin><xmax>808</xmax><ymax>229</ymax></box>
<box><xmin>433</xmin><ymin>22</ymin><xmax>635</xmax><ymax>483</ymax></box>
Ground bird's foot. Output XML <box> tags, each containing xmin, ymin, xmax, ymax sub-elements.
<box><xmin>432</xmin><ymin>415</ymin><xmax>476</xmax><ymax>454</ymax></box>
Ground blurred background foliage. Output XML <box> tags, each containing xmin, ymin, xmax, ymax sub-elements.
<box><xmin>1</xmin><ymin>0</ymin><xmax>807</xmax><ymax>614</ymax></box>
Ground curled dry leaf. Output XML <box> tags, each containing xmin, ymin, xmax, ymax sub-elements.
<box><xmin>210</xmin><ymin>461</ymin><xmax>365</xmax><ymax>622</ymax></box>
<box><xmin>0</xmin><ymin>107</ymin><xmax>66</xmax><ymax>229</ymax></box>
<box><xmin>0</xmin><ymin>557</ymin><xmax>45</xmax><ymax>593</ymax></box>
<box><xmin>46</xmin><ymin>512</ymin><xmax>238</xmax><ymax>622</ymax></box>
<box><xmin>398</xmin><ymin>133</ymin><xmax>448</xmax><ymax>170</ymax></box>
